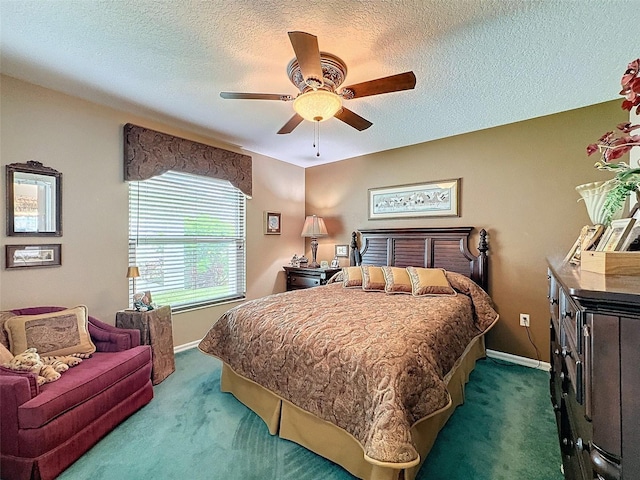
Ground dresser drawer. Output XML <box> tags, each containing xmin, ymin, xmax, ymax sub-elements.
<box><xmin>548</xmin><ymin>269</ymin><xmax>560</xmax><ymax>321</ymax></box>
<box><xmin>288</xmin><ymin>274</ymin><xmax>322</xmax><ymax>289</ymax></box>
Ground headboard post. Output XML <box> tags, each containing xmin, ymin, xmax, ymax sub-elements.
<box><xmin>349</xmin><ymin>231</ymin><xmax>361</xmax><ymax>266</ymax></box>
<box><xmin>477</xmin><ymin>229</ymin><xmax>489</xmax><ymax>292</ymax></box>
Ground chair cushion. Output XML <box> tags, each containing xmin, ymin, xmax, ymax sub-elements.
<box><xmin>17</xmin><ymin>347</ymin><xmax>151</xmax><ymax>429</ymax></box>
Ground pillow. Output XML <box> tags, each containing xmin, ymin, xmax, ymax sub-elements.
<box><xmin>342</xmin><ymin>266</ymin><xmax>363</xmax><ymax>288</ymax></box>
<box><xmin>381</xmin><ymin>266</ymin><xmax>413</xmax><ymax>294</ymax></box>
<box><xmin>361</xmin><ymin>266</ymin><xmax>386</xmax><ymax>291</ymax></box>
<box><xmin>0</xmin><ymin>343</ymin><xmax>13</xmax><ymax>364</ymax></box>
<box><xmin>4</xmin><ymin>305</ymin><xmax>96</xmax><ymax>356</ymax></box>
<box><xmin>406</xmin><ymin>267</ymin><xmax>457</xmax><ymax>296</ymax></box>
<box><xmin>0</xmin><ymin>311</ymin><xmax>16</xmax><ymax>349</ymax></box>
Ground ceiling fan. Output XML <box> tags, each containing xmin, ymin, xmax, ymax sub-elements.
<box><xmin>220</xmin><ymin>31</ymin><xmax>416</xmax><ymax>135</ymax></box>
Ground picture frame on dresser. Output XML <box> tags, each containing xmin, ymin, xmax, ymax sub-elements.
<box><xmin>334</xmin><ymin>244</ymin><xmax>349</xmax><ymax>257</ymax></box>
<box><xmin>564</xmin><ymin>225</ymin><xmax>604</xmax><ymax>264</ymax></box>
<box><xmin>620</xmin><ymin>223</ymin><xmax>640</xmax><ymax>251</ymax></box>
<box><xmin>597</xmin><ymin>218</ymin><xmax>635</xmax><ymax>251</ymax></box>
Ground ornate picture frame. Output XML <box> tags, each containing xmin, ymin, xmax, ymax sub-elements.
<box><xmin>264</xmin><ymin>211</ymin><xmax>281</xmax><ymax>235</ymax></box>
<box><xmin>368</xmin><ymin>179</ymin><xmax>460</xmax><ymax>220</ymax></box>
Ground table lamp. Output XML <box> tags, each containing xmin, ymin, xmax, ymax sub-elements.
<box><xmin>301</xmin><ymin>215</ymin><xmax>328</xmax><ymax>268</ymax></box>
<box><xmin>126</xmin><ymin>266</ymin><xmax>140</xmax><ymax>295</ymax></box>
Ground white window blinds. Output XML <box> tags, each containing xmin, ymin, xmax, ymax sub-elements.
<box><xmin>128</xmin><ymin>171</ymin><xmax>246</xmax><ymax>311</ymax></box>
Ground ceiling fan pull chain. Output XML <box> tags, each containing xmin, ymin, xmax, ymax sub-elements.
<box><xmin>314</xmin><ymin>117</ymin><xmax>321</xmax><ymax>157</ymax></box>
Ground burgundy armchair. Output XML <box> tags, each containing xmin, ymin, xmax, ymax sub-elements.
<box><xmin>0</xmin><ymin>307</ymin><xmax>153</xmax><ymax>480</ymax></box>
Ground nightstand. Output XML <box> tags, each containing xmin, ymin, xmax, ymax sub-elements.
<box><xmin>115</xmin><ymin>305</ymin><xmax>175</xmax><ymax>385</ymax></box>
<box><xmin>283</xmin><ymin>266</ymin><xmax>341</xmax><ymax>291</ymax></box>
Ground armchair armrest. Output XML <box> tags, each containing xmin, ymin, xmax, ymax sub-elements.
<box><xmin>89</xmin><ymin>316</ymin><xmax>141</xmax><ymax>352</ymax></box>
<box><xmin>0</xmin><ymin>369</ymin><xmax>39</xmax><ymax>456</ymax></box>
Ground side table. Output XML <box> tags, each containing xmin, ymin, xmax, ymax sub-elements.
<box><xmin>283</xmin><ymin>266</ymin><xmax>341</xmax><ymax>291</ymax></box>
<box><xmin>116</xmin><ymin>305</ymin><xmax>175</xmax><ymax>385</ymax></box>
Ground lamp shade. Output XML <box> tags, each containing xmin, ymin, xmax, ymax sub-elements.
<box><xmin>293</xmin><ymin>90</ymin><xmax>342</xmax><ymax>122</ymax></box>
<box><xmin>126</xmin><ymin>266</ymin><xmax>140</xmax><ymax>279</ymax></box>
<box><xmin>301</xmin><ymin>215</ymin><xmax>328</xmax><ymax>237</ymax></box>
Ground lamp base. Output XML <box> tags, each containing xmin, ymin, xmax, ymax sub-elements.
<box><xmin>309</xmin><ymin>237</ymin><xmax>321</xmax><ymax>269</ymax></box>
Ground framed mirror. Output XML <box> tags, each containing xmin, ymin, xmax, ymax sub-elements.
<box><xmin>6</xmin><ymin>161</ymin><xmax>62</xmax><ymax>236</ymax></box>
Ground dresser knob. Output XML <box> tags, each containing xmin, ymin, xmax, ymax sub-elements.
<box><xmin>575</xmin><ymin>437</ymin><xmax>589</xmax><ymax>452</ymax></box>
<box><xmin>562</xmin><ymin>347</ymin><xmax>572</xmax><ymax>359</ymax></box>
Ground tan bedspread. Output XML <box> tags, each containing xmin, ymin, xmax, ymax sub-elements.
<box><xmin>198</xmin><ymin>272</ymin><xmax>498</xmax><ymax>465</ymax></box>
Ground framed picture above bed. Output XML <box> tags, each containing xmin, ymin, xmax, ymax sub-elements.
<box><xmin>368</xmin><ymin>178</ymin><xmax>460</xmax><ymax>219</ymax></box>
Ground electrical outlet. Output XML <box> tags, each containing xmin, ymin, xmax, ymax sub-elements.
<box><xmin>520</xmin><ymin>313</ymin><xmax>530</xmax><ymax>327</ymax></box>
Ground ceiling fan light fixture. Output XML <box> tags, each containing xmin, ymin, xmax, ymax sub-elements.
<box><xmin>293</xmin><ymin>90</ymin><xmax>342</xmax><ymax>122</ymax></box>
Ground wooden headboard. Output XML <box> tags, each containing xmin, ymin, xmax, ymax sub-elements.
<box><xmin>349</xmin><ymin>227</ymin><xmax>489</xmax><ymax>291</ymax></box>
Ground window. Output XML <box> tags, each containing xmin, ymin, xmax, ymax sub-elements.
<box><xmin>128</xmin><ymin>171</ymin><xmax>246</xmax><ymax>311</ymax></box>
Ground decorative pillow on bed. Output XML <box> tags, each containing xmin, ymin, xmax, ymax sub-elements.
<box><xmin>342</xmin><ymin>266</ymin><xmax>363</xmax><ymax>288</ymax></box>
<box><xmin>361</xmin><ymin>265</ymin><xmax>386</xmax><ymax>291</ymax></box>
<box><xmin>406</xmin><ymin>267</ymin><xmax>457</xmax><ymax>296</ymax></box>
<box><xmin>381</xmin><ymin>266</ymin><xmax>413</xmax><ymax>294</ymax></box>
<box><xmin>4</xmin><ymin>305</ymin><xmax>96</xmax><ymax>356</ymax></box>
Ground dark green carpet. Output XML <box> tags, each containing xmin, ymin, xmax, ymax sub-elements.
<box><xmin>59</xmin><ymin>350</ymin><xmax>563</xmax><ymax>480</ymax></box>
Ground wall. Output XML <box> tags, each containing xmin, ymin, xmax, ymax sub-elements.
<box><xmin>0</xmin><ymin>75</ymin><xmax>305</xmax><ymax>347</ymax></box>
<box><xmin>305</xmin><ymin>101</ymin><xmax>627</xmax><ymax>362</ymax></box>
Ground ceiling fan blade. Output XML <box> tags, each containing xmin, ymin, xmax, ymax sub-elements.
<box><xmin>288</xmin><ymin>31</ymin><xmax>323</xmax><ymax>85</ymax></box>
<box><xmin>277</xmin><ymin>114</ymin><xmax>304</xmax><ymax>134</ymax></box>
<box><xmin>334</xmin><ymin>108</ymin><xmax>372</xmax><ymax>131</ymax></box>
<box><xmin>342</xmin><ymin>71</ymin><xmax>416</xmax><ymax>99</ymax></box>
<box><xmin>220</xmin><ymin>92</ymin><xmax>292</xmax><ymax>101</ymax></box>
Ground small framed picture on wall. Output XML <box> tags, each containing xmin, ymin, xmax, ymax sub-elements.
<box><xmin>264</xmin><ymin>212</ymin><xmax>281</xmax><ymax>235</ymax></box>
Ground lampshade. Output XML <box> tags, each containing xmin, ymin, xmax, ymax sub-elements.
<box><xmin>293</xmin><ymin>90</ymin><xmax>342</xmax><ymax>122</ymax></box>
<box><xmin>126</xmin><ymin>266</ymin><xmax>140</xmax><ymax>279</ymax></box>
<box><xmin>301</xmin><ymin>215</ymin><xmax>328</xmax><ymax>237</ymax></box>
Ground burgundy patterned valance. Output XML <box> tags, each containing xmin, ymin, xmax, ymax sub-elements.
<box><xmin>123</xmin><ymin>123</ymin><xmax>252</xmax><ymax>197</ymax></box>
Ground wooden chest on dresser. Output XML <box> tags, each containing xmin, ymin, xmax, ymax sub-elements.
<box><xmin>548</xmin><ymin>258</ymin><xmax>640</xmax><ymax>480</ymax></box>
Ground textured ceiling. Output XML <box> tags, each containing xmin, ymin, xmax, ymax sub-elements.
<box><xmin>1</xmin><ymin>1</ymin><xmax>639</xmax><ymax>167</ymax></box>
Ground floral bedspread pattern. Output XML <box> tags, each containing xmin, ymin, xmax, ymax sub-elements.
<box><xmin>199</xmin><ymin>272</ymin><xmax>498</xmax><ymax>465</ymax></box>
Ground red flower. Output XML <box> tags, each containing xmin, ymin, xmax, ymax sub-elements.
<box><xmin>588</xmin><ymin>60</ymin><xmax>640</xmax><ymax>165</ymax></box>
<box><xmin>586</xmin><ymin>143</ymin><xmax>599</xmax><ymax>156</ymax></box>
<box><xmin>620</xmin><ymin>58</ymin><xmax>640</xmax><ymax>114</ymax></box>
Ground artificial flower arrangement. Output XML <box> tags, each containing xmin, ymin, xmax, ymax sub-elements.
<box><xmin>587</xmin><ymin>58</ymin><xmax>640</xmax><ymax>224</ymax></box>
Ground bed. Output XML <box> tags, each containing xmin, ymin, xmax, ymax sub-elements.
<box><xmin>198</xmin><ymin>227</ymin><xmax>498</xmax><ymax>480</ymax></box>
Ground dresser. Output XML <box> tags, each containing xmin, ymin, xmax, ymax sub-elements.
<box><xmin>283</xmin><ymin>266</ymin><xmax>341</xmax><ymax>291</ymax></box>
<box><xmin>547</xmin><ymin>258</ymin><xmax>640</xmax><ymax>480</ymax></box>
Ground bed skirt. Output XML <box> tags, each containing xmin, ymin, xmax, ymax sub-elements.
<box><xmin>219</xmin><ymin>334</ymin><xmax>487</xmax><ymax>480</ymax></box>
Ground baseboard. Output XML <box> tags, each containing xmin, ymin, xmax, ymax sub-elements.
<box><xmin>174</xmin><ymin>340</ymin><xmax>201</xmax><ymax>354</ymax></box>
<box><xmin>486</xmin><ymin>349</ymin><xmax>551</xmax><ymax>371</ymax></box>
